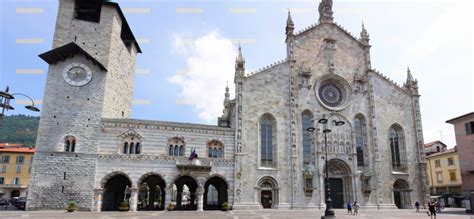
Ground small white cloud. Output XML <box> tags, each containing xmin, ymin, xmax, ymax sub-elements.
<box><xmin>169</xmin><ymin>31</ymin><xmax>236</xmax><ymax>123</ymax></box>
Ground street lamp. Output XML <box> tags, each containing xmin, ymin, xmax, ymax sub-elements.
<box><xmin>0</xmin><ymin>86</ymin><xmax>40</xmax><ymax>117</ymax></box>
<box><xmin>307</xmin><ymin>113</ymin><xmax>345</xmax><ymax>218</ymax></box>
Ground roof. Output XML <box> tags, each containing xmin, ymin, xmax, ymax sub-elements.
<box><xmin>424</xmin><ymin>141</ymin><xmax>447</xmax><ymax>148</ymax></box>
<box><xmin>426</xmin><ymin>147</ymin><xmax>457</xmax><ymax>158</ymax></box>
<box><xmin>102</xmin><ymin>1</ymin><xmax>142</xmax><ymax>53</ymax></box>
<box><xmin>446</xmin><ymin>112</ymin><xmax>474</xmax><ymax>124</ymax></box>
<box><xmin>39</xmin><ymin>42</ymin><xmax>107</xmax><ymax>71</ymax></box>
<box><xmin>0</xmin><ymin>143</ymin><xmax>35</xmax><ymax>153</ymax></box>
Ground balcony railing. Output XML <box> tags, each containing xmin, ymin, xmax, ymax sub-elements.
<box><xmin>176</xmin><ymin>157</ymin><xmax>211</xmax><ymax>172</ymax></box>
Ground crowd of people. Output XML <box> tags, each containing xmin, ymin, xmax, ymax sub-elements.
<box><xmin>344</xmin><ymin>200</ymin><xmax>443</xmax><ymax>217</ymax></box>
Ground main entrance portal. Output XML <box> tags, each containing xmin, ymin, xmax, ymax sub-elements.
<box><xmin>327</xmin><ymin>178</ymin><xmax>344</xmax><ymax>208</ymax></box>
<box><xmin>261</xmin><ymin>191</ymin><xmax>272</xmax><ymax>208</ymax></box>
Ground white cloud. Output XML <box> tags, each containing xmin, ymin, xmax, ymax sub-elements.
<box><xmin>169</xmin><ymin>31</ymin><xmax>236</xmax><ymax>124</ymax></box>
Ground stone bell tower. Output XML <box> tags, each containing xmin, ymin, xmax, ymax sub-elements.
<box><xmin>27</xmin><ymin>0</ymin><xmax>141</xmax><ymax>210</ymax></box>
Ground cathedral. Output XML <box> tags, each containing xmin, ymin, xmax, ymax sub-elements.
<box><xmin>26</xmin><ymin>0</ymin><xmax>429</xmax><ymax>211</ymax></box>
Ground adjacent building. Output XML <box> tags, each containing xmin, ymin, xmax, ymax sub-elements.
<box><xmin>426</xmin><ymin>145</ymin><xmax>463</xmax><ymax>207</ymax></box>
<box><xmin>446</xmin><ymin>112</ymin><xmax>474</xmax><ymax>210</ymax></box>
<box><xmin>424</xmin><ymin>141</ymin><xmax>448</xmax><ymax>156</ymax></box>
<box><xmin>0</xmin><ymin>143</ymin><xmax>35</xmax><ymax>199</ymax></box>
<box><xmin>27</xmin><ymin>0</ymin><xmax>429</xmax><ymax>211</ymax></box>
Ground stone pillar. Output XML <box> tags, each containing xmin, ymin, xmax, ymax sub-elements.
<box><xmin>165</xmin><ymin>187</ymin><xmax>172</xmax><ymax>210</ymax></box>
<box><xmin>130</xmin><ymin>187</ymin><xmax>139</xmax><ymax>211</ymax></box>
<box><xmin>94</xmin><ymin>188</ymin><xmax>103</xmax><ymax>212</ymax></box>
<box><xmin>197</xmin><ymin>187</ymin><xmax>204</xmax><ymax>211</ymax></box>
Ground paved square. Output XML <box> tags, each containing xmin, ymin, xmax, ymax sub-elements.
<box><xmin>0</xmin><ymin>208</ymin><xmax>471</xmax><ymax>219</ymax></box>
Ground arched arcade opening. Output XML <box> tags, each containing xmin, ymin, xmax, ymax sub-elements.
<box><xmin>101</xmin><ymin>174</ymin><xmax>132</xmax><ymax>211</ymax></box>
<box><xmin>203</xmin><ymin>176</ymin><xmax>228</xmax><ymax>210</ymax></box>
<box><xmin>172</xmin><ymin>175</ymin><xmax>197</xmax><ymax>210</ymax></box>
<box><xmin>137</xmin><ymin>173</ymin><xmax>166</xmax><ymax>211</ymax></box>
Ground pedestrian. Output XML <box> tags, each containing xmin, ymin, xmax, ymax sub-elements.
<box><xmin>428</xmin><ymin>201</ymin><xmax>436</xmax><ymax>219</ymax></box>
<box><xmin>415</xmin><ymin>200</ymin><xmax>420</xmax><ymax>213</ymax></box>
<box><xmin>352</xmin><ymin>201</ymin><xmax>360</xmax><ymax>215</ymax></box>
<box><xmin>435</xmin><ymin>201</ymin><xmax>442</xmax><ymax>213</ymax></box>
<box><xmin>346</xmin><ymin>201</ymin><xmax>352</xmax><ymax>214</ymax></box>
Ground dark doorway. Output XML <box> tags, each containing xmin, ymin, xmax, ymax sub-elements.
<box><xmin>10</xmin><ymin>190</ymin><xmax>20</xmax><ymax>198</ymax></box>
<box><xmin>173</xmin><ymin>176</ymin><xmax>197</xmax><ymax>210</ymax></box>
<box><xmin>102</xmin><ymin>174</ymin><xmax>132</xmax><ymax>211</ymax></box>
<box><xmin>327</xmin><ymin>178</ymin><xmax>344</xmax><ymax>208</ymax></box>
<box><xmin>261</xmin><ymin>191</ymin><xmax>272</xmax><ymax>209</ymax></box>
<box><xmin>394</xmin><ymin>191</ymin><xmax>401</xmax><ymax>209</ymax></box>
<box><xmin>138</xmin><ymin>174</ymin><xmax>166</xmax><ymax>211</ymax></box>
<box><xmin>203</xmin><ymin>177</ymin><xmax>228</xmax><ymax>210</ymax></box>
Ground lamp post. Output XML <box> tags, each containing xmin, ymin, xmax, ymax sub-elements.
<box><xmin>0</xmin><ymin>86</ymin><xmax>40</xmax><ymax>117</ymax></box>
<box><xmin>307</xmin><ymin>113</ymin><xmax>345</xmax><ymax>218</ymax></box>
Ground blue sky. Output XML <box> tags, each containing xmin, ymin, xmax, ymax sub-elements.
<box><xmin>0</xmin><ymin>0</ymin><xmax>472</xmax><ymax>147</ymax></box>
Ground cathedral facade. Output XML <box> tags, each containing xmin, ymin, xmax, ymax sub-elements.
<box><xmin>27</xmin><ymin>0</ymin><xmax>429</xmax><ymax>211</ymax></box>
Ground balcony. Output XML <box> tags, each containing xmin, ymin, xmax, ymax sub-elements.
<box><xmin>0</xmin><ymin>184</ymin><xmax>27</xmax><ymax>189</ymax></box>
<box><xmin>176</xmin><ymin>157</ymin><xmax>211</xmax><ymax>173</ymax></box>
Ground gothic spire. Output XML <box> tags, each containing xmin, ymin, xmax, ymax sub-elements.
<box><xmin>406</xmin><ymin>67</ymin><xmax>414</xmax><ymax>84</ymax></box>
<box><xmin>318</xmin><ymin>0</ymin><xmax>334</xmax><ymax>24</ymax></box>
<box><xmin>236</xmin><ymin>44</ymin><xmax>245</xmax><ymax>64</ymax></box>
<box><xmin>225</xmin><ymin>81</ymin><xmax>230</xmax><ymax>101</ymax></box>
<box><xmin>360</xmin><ymin>21</ymin><xmax>370</xmax><ymax>45</ymax></box>
<box><xmin>286</xmin><ymin>10</ymin><xmax>294</xmax><ymax>36</ymax></box>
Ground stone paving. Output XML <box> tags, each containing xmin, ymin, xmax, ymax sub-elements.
<box><xmin>0</xmin><ymin>208</ymin><xmax>472</xmax><ymax>219</ymax></box>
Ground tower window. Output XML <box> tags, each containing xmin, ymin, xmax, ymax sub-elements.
<box><xmin>64</xmin><ymin>136</ymin><xmax>76</xmax><ymax>152</ymax></box>
<box><xmin>74</xmin><ymin>0</ymin><xmax>101</xmax><ymax>23</ymax></box>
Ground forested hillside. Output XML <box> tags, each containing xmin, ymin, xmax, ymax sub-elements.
<box><xmin>0</xmin><ymin>115</ymin><xmax>39</xmax><ymax>147</ymax></box>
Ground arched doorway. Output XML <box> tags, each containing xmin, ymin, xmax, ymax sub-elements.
<box><xmin>257</xmin><ymin>177</ymin><xmax>279</xmax><ymax>209</ymax></box>
<box><xmin>173</xmin><ymin>176</ymin><xmax>197</xmax><ymax>210</ymax></box>
<box><xmin>101</xmin><ymin>174</ymin><xmax>132</xmax><ymax>211</ymax></box>
<box><xmin>10</xmin><ymin>190</ymin><xmax>20</xmax><ymax>198</ymax></box>
<box><xmin>137</xmin><ymin>174</ymin><xmax>166</xmax><ymax>211</ymax></box>
<box><xmin>203</xmin><ymin>176</ymin><xmax>228</xmax><ymax>210</ymax></box>
<box><xmin>393</xmin><ymin>179</ymin><xmax>411</xmax><ymax>209</ymax></box>
<box><xmin>323</xmin><ymin>159</ymin><xmax>353</xmax><ymax>209</ymax></box>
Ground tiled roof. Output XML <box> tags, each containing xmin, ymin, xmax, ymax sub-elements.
<box><xmin>424</xmin><ymin>140</ymin><xmax>447</xmax><ymax>148</ymax></box>
<box><xmin>426</xmin><ymin>147</ymin><xmax>457</xmax><ymax>158</ymax></box>
<box><xmin>446</xmin><ymin>112</ymin><xmax>474</xmax><ymax>124</ymax></box>
<box><xmin>0</xmin><ymin>143</ymin><xmax>35</xmax><ymax>153</ymax></box>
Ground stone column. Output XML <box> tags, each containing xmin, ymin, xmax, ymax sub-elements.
<box><xmin>130</xmin><ymin>187</ymin><xmax>139</xmax><ymax>211</ymax></box>
<box><xmin>197</xmin><ymin>187</ymin><xmax>204</xmax><ymax>211</ymax></box>
<box><xmin>94</xmin><ymin>188</ymin><xmax>103</xmax><ymax>212</ymax></box>
<box><xmin>165</xmin><ymin>187</ymin><xmax>172</xmax><ymax>210</ymax></box>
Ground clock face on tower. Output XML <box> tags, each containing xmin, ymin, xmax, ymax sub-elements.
<box><xmin>62</xmin><ymin>63</ymin><xmax>93</xmax><ymax>87</ymax></box>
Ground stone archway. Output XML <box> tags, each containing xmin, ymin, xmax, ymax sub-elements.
<box><xmin>137</xmin><ymin>173</ymin><xmax>166</xmax><ymax>211</ymax></box>
<box><xmin>10</xmin><ymin>190</ymin><xmax>20</xmax><ymax>198</ymax></box>
<box><xmin>173</xmin><ymin>176</ymin><xmax>198</xmax><ymax>210</ymax></box>
<box><xmin>203</xmin><ymin>176</ymin><xmax>228</xmax><ymax>210</ymax></box>
<box><xmin>101</xmin><ymin>174</ymin><xmax>132</xmax><ymax>211</ymax></box>
<box><xmin>256</xmin><ymin>176</ymin><xmax>279</xmax><ymax>209</ymax></box>
<box><xmin>323</xmin><ymin>159</ymin><xmax>353</xmax><ymax>208</ymax></box>
<box><xmin>393</xmin><ymin>179</ymin><xmax>411</xmax><ymax>209</ymax></box>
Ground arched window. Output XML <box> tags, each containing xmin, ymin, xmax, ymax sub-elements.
<box><xmin>354</xmin><ymin>115</ymin><xmax>367</xmax><ymax>166</ymax></box>
<box><xmin>207</xmin><ymin>140</ymin><xmax>224</xmax><ymax>158</ymax></box>
<box><xmin>168</xmin><ymin>137</ymin><xmax>186</xmax><ymax>157</ymax></box>
<box><xmin>119</xmin><ymin>130</ymin><xmax>142</xmax><ymax>155</ymax></box>
<box><xmin>123</xmin><ymin>142</ymin><xmax>129</xmax><ymax>154</ymax></box>
<box><xmin>64</xmin><ymin>136</ymin><xmax>76</xmax><ymax>152</ymax></box>
<box><xmin>389</xmin><ymin>124</ymin><xmax>406</xmax><ymax>169</ymax></box>
<box><xmin>135</xmin><ymin>143</ymin><xmax>141</xmax><ymax>154</ymax></box>
<box><xmin>179</xmin><ymin>145</ymin><xmax>184</xmax><ymax>156</ymax></box>
<box><xmin>260</xmin><ymin>113</ymin><xmax>276</xmax><ymax>167</ymax></box>
<box><xmin>301</xmin><ymin>111</ymin><xmax>313</xmax><ymax>164</ymax></box>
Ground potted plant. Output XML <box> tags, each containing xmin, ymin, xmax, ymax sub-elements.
<box><xmin>221</xmin><ymin>202</ymin><xmax>229</xmax><ymax>211</ymax></box>
<box><xmin>118</xmin><ymin>201</ymin><xmax>130</xmax><ymax>212</ymax></box>
<box><xmin>66</xmin><ymin>201</ymin><xmax>77</xmax><ymax>212</ymax></box>
<box><xmin>167</xmin><ymin>203</ymin><xmax>175</xmax><ymax>211</ymax></box>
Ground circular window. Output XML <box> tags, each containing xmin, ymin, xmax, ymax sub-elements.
<box><xmin>315</xmin><ymin>75</ymin><xmax>352</xmax><ymax>110</ymax></box>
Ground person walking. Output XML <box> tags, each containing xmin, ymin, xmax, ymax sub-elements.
<box><xmin>428</xmin><ymin>201</ymin><xmax>436</xmax><ymax>219</ymax></box>
<box><xmin>415</xmin><ymin>201</ymin><xmax>420</xmax><ymax>213</ymax></box>
<box><xmin>352</xmin><ymin>201</ymin><xmax>360</xmax><ymax>215</ymax></box>
<box><xmin>346</xmin><ymin>201</ymin><xmax>352</xmax><ymax>214</ymax></box>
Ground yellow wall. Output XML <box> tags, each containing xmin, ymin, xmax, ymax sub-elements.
<box><xmin>427</xmin><ymin>151</ymin><xmax>462</xmax><ymax>189</ymax></box>
<box><xmin>0</xmin><ymin>152</ymin><xmax>34</xmax><ymax>187</ymax></box>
